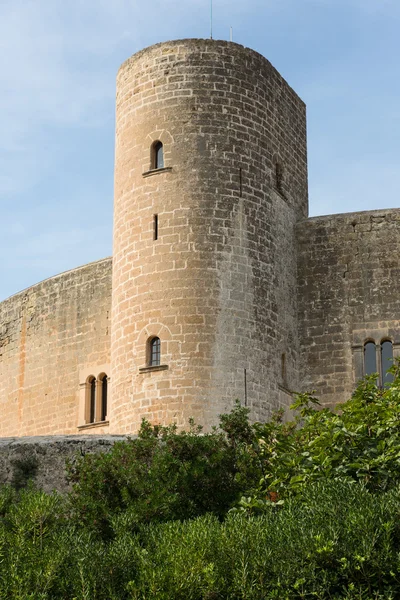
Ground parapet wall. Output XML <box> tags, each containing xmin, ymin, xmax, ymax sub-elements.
<box><xmin>0</xmin><ymin>435</ymin><xmax>127</xmax><ymax>494</ymax></box>
<box><xmin>297</xmin><ymin>208</ymin><xmax>400</xmax><ymax>406</ymax></box>
<box><xmin>0</xmin><ymin>258</ymin><xmax>112</xmax><ymax>436</ymax></box>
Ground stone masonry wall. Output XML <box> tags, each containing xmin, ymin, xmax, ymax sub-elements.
<box><xmin>0</xmin><ymin>259</ymin><xmax>112</xmax><ymax>436</ymax></box>
<box><xmin>111</xmin><ymin>39</ymin><xmax>308</xmax><ymax>433</ymax></box>
<box><xmin>297</xmin><ymin>209</ymin><xmax>400</xmax><ymax>407</ymax></box>
<box><xmin>0</xmin><ymin>435</ymin><xmax>126</xmax><ymax>494</ymax></box>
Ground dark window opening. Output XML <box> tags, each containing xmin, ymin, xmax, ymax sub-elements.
<box><xmin>154</xmin><ymin>214</ymin><xmax>158</xmax><ymax>240</ymax></box>
<box><xmin>150</xmin><ymin>337</ymin><xmax>161</xmax><ymax>367</ymax></box>
<box><xmin>281</xmin><ymin>352</ymin><xmax>286</xmax><ymax>383</ymax></box>
<box><xmin>101</xmin><ymin>375</ymin><xmax>108</xmax><ymax>421</ymax></box>
<box><xmin>153</xmin><ymin>141</ymin><xmax>164</xmax><ymax>169</ymax></box>
<box><xmin>364</xmin><ymin>341</ymin><xmax>377</xmax><ymax>376</ymax></box>
<box><xmin>381</xmin><ymin>340</ymin><xmax>394</xmax><ymax>386</ymax></box>
<box><xmin>89</xmin><ymin>378</ymin><xmax>96</xmax><ymax>424</ymax></box>
<box><xmin>275</xmin><ymin>162</ymin><xmax>284</xmax><ymax>194</ymax></box>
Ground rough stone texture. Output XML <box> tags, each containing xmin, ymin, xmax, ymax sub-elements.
<box><xmin>0</xmin><ymin>435</ymin><xmax>127</xmax><ymax>494</ymax></box>
<box><xmin>1</xmin><ymin>38</ymin><xmax>399</xmax><ymax>440</ymax></box>
<box><xmin>297</xmin><ymin>209</ymin><xmax>400</xmax><ymax>407</ymax></box>
<box><xmin>110</xmin><ymin>39</ymin><xmax>308</xmax><ymax>433</ymax></box>
<box><xmin>0</xmin><ymin>259</ymin><xmax>112</xmax><ymax>436</ymax></box>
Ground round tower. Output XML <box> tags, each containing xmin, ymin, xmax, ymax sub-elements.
<box><xmin>110</xmin><ymin>39</ymin><xmax>308</xmax><ymax>433</ymax></box>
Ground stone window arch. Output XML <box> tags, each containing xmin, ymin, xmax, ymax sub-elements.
<box><xmin>98</xmin><ymin>373</ymin><xmax>108</xmax><ymax>422</ymax></box>
<box><xmin>380</xmin><ymin>339</ymin><xmax>394</xmax><ymax>386</ymax></box>
<box><xmin>364</xmin><ymin>340</ymin><xmax>377</xmax><ymax>377</ymax></box>
<box><xmin>79</xmin><ymin>366</ymin><xmax>110</xmax><ymax>429</ymax></box>
<box><xmin>86</xmin><ymin>375</ymin><xmax>96</xmax><ymax>424</ymax></box>
<box><xmin>152</xmin><ymin>141</ymin><xmax>164</xmax><ymax>170</ymax></box>
<box><xmin>148</xmin><ymin>336</ymin><xmax>161</xmax><ymax>367</ymax></box>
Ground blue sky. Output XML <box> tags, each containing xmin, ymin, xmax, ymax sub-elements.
<box><xmin>1</xmin><ymin>0</ymin><xmax>399</xmax><ymax>300</ymax></box>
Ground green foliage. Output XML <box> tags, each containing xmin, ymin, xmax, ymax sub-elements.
<box><xmin>11</xmin><ymin>454</ymin><xmax>39</xmax><ymax>490</ymax></box>
<box><xmin>2</xmin><ymin>369</ymin><xmax>400</xmax><ymax>597</ymax></box>
<box><xmin>66</xmin><ymin>405</ymin><xmax>253</xmax><ymax>537</ymax></box>
<box><xmin>247</xmin><ymin>361</ymin><xmax>400</xmax><ymax>504</ymax></box>
<box><xmin>1</xmin><ymin>481</ymin><xmax>400</xmax><ymax>598</ymax></box>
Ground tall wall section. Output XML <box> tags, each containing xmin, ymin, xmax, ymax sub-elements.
<box><xmin>0</xmin><ymin>258</ymin><xmax>112</xmax><ymax>436</ymax></box>
<box><xmin>111</xmin><ymin>38</ymin><xmax>308</xmax><ymax>433</ymax></box>
<box><xmin>297</xmin><ymin>209</ymin><xmax>400</xmax><ymax>406</ymax></box>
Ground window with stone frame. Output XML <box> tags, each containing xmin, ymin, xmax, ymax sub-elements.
<box><xmin>152</xmin><ymin>141</ymin><xmax>164</xmax><ymax>169</ymax></box>
<box><xmin>381</xmin><ymin>340</ymin><xmax>394</xmax><ymax>386</ymax></box>
<box><xmin>149</xmin><ymin>337</ymin><xmax>161</xmax><ymax>367</ymax></box>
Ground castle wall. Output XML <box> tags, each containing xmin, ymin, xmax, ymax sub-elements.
<box><xmin>0</xmin><ymin>435</ymin><xmax>126</xmax><ymax>494</ymax></box>
<box><xmin>297</xmin><ymin>209</ymin><xmax>400</xmax><ymax>406</ymax></box>
<box><xmin>0</xmin><ymin>258</ymin><xmax>112</xmax><ymax>436</ymax></box>
<box><xmin>111</xmin><ymin>39</ymin><xmax>308</xmax><ymax>433</ymax></box>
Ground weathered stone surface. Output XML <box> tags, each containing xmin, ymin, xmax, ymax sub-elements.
<box><xmin>297</xmin><ymin>209</ymin><xmax>400</xmax><ymax>407</ymax></box>
<box><xmin>110</xmin><ymin>39</ymin><xmax>308</xmax><ymax>432</ymax></box>
<box><xmin>0</xmin><ymin>259</ymin><xmax>112</xmax><ymax>436</ymax></box>
<box><xmin>1</xmin><ymin>38</ymin><xmax>399</xmax><ymax>440</ymax></box>
<box><xmin>0</xmin><ymin>435</ymin><xmax>127</xmax><ymax>494</ymax></box>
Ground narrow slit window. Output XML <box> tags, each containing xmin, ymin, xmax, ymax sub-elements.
<box><xmin>281</xmin><ymin>352</ymin><xmax>286</xmax><ymax>383</ymax></box>
<box><xmin>154</xmin><ymin>214</ymin><xmax>158</xmax><ymax>240</ymax></box>
<box><xmin>364</xmin><ymin>341</ymin><xmax>377</xmax><ymax>376</ymax></box>
<box><xmin>101</xmin><ymin>375</ymin><xmax>108</xmax><ymax>421</ymax></box>
<box><xmin>381</xmin><ymin>341</ymin><xmax>394</xmax><ymax>386</ymax></box>
<box><xmin>153</xmin><ymin>141</ymin><xmax>164</xmax><ymax>169</ymax></box>
<box><xmin>150</xmin><ymin>337</ymin><xmax>161</xmax><ymax>367</ymax></box>
<box><xmin>89</xmin><ymin>377</ymin><xmax>96</xmax><ymax>423</ymax></box>
<box><xmin>275</xmin><ymin>162</ymin><xmax>284</xmax><ymax>194</ymax></box>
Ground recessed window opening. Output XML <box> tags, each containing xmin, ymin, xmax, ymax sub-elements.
<box><xmin>153</xmin><ymin>214</ymin><xmax>158</xmax><ymax>240</ymax></box>
<box><xmin>152</xmin><ymin>141</ymin><xmax>164</xmax><ymax>169</ymax></box>
<box><xmin>100</xmin><ymin>374</ymin><xmax>108</xmax><ymax>421</ymax></box>
<box><xmin>381</xmin><ymin>340</ymin><xmax>394</xmax><ymax>386</ymax></box>
<box><xmin>150</xmin><ymin>337</ymin><xmax>161</xmax><ymax>367</ymax></box>
<box><xmin>281</xmin><ymin>352</ymin><xmax>286</xmax><ymax>382</ymax></box>
<box><xmin>275</xmin><ymin>162</ymin><xmax>284</xmax><ymax>194</ymax></box>
<box><xmin>364</xmin><ymin>341</ymin><xmax>377</xmax><ymax>376</ymax></box>
<box><xmin>89</xmin><ymin>377</ymin><xmax>96</xmax><ymax>424</ymax></box>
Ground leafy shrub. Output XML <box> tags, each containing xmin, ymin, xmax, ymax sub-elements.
<box><xmin>240</xmin><ymin>362</ymin><xmax>400</xmax><ymax>506</ymax></box>
<box><xmin>2</xmin><ymin>370</ymin><xmax>400</xmax><ymax>597</ymax></box>
<box><xmin>124</xmin><ymin>481</ymin><xmax>400</xmax><ymax>599</ymax></box>
<box><xmin>66</xmin><ymin>405</ymin><xmax>254</xmax><ymax>538</ymax></box>
<box><xmin>3</xmin><ymin>481</ymin><xmax>399</xmax><ymax>599</ymax></box>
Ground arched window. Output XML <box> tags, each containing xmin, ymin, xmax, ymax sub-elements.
<box><xmin>381</xmin><ymin>340</ymin><xmax>394</xmax><ymax>386</ymax></box>
<box><xmin>364</xmin><ymin>341</ymin><xmax>377</xmax><ymax>376</ymax></box>
<box><xmin>152</xmin><ymin>141</ymin><xmax>164</xmax><ymax>169</ymax></box>
<box><xmin>149</xmin><ymin>337</ymin><xmax>161</xmax><ymax>367</ymax></box>
<box><xmin>88</xmin><ymin>376</ymin><xmax>96</xmax><ymax>424</ymax></box>
<box><xmin>99</xmin><ymin>374</ymin><xmax>108</xmax><ymax>421</ymax></box>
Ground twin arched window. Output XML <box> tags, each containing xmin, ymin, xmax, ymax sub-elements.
<box><xmin>364</xmin><ymin>340</ymin><xmax>394</xmax><ymax>386</ymax></box>
<box><xmin>152</xmin><ymin>141</ymin><xmax>164</xmax><ymax>170</ymax></box>
<box><xmin>86</xmin><ymin>373</ymin><xmax>108</xmax><ymax>424</ymax></box>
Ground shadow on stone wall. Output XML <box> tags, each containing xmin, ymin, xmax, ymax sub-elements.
<box><xmin>0</xmin><ymin>436</ymin><xmax>128</xmax><ymax>494</ymax></box>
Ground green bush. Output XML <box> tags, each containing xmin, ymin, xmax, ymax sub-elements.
<box><xmin>125</xmin><ymin>481</ymin><xmax>400</xmax><ymax>599</ymax></box>
<box><xmin>238</xmin><ymin>362</ymin><xmax>400</xmax><ymax>507</ymax></box>
<box><xmin>2</xmin><ymin>480</ymin><xmax>400</xmax><ymax>599</ymax></box>
<box><xmin>2</xmin><ymin>369</ymin><xmax>400</xmax><ymax>598</ymax></box>
<box><xmin>66</xmin><ymin>405</ymin><xmax>254</xmax><ymax>538</ymax></box>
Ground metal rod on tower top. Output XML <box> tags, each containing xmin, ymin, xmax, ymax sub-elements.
<box><xmin>210</xmin><ymin>0</ymin><xmax>213</xmax><ymax>39</ymax></box>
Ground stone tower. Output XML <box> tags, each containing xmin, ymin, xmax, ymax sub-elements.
<box><xmin>110</xmin><ymin>39</ymin><xmax>308</xmax><ymax>434</ymax></box>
